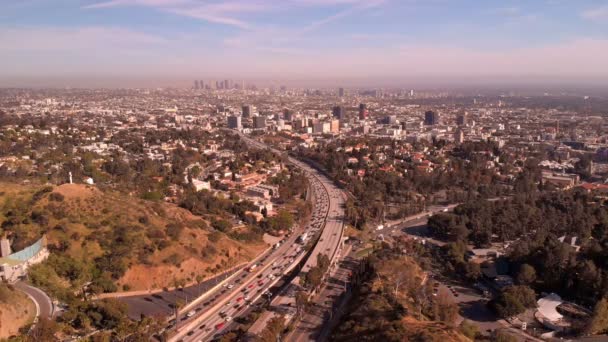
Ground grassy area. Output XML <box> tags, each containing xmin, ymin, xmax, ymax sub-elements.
<box><xmin>0</xmin><ymin>182</ymin><xmax>266</xmax><ymax>296</ymax></box>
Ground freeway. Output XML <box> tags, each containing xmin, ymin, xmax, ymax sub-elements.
<box><xmin>167</xmin><ymin>134</ymin><xmax>336</xmax><ymax>341</ymax></box>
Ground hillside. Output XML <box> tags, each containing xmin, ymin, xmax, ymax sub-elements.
<box><xmin>0</xmin><ymin>284</ymin><xmax>36</xmax><ymax>339</ymax></box>
<box><xmin>0</xmin><ymin>182</ymin><xmax>266</xmax><ymax>296</ymax></box>
<box><xmin>332</xmin><ymin>245</ymin><xmax>471</xmax><ymax>342</ymax></box>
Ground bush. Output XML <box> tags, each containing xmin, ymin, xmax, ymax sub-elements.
<box><xmin>49</xmin><ymin>192</ymin><xmax>65</xmax><ymax>202</ymax></box>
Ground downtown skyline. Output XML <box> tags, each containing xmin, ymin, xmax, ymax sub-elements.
<box><xmin>1</xmin><ymin>0</ymin><xmax>608</xmax><ymax>87</ymax></box>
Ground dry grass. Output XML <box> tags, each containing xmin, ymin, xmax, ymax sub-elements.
<box><xmin>0</xmin><ymin>286</ymin><xmax>36</xmax><ymax>339</ymax></box>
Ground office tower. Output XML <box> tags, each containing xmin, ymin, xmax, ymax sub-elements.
<box><xmin>227</xmin><ymin>115</ymin><xmax>242</xmax><ymax>129</ymax></box>
<box><xmin>384</xmin><ymin>115</ymin><xmax>397</xmax><ymax>125</ymax></box>
<box><xmin>410</xmin><ymin>89</ymin><xmax>415</xmax><ymax>97</ymax></box>
<box><xmin>358</xmin><ymin>103</ymin><xmax>368</xmax><ymax>120</ymax></box>
<box><xmin>332</xmin><ymin>106</ymin><xmax>345</xmax><ymax>120</ymax></box>
<box><xmin>424</xmin><ymin>110</ymin><xmax>440</xmax><ymax>126</ymax></box>
<box><xmin>253</xmin><ymin>116</ymin><xmax>266</xmax><ymax>129</ymax></box>
<box><xmin>199</xmin><ymin>80</ymin><xmax>204</xmax><ymax>89</ymax></box>
<box><xmin>330</xmin><ymin>119</ymin><xmax>340</xmax><ymax>133</ymax></box>
<box><xmin>456</xmin><ymin>113</ymin><xmax>467</xmax><ymax>126</ymax></box>
<box><xmin>242</xmin><ymin>105</ymin><xmax>251</xmax><ymax>118</ymax></box>
<box><xmin>454</xmin><ymin>129</ymin><xmax>465</xmax><ymax>144</ymax></box>
<box><xmin>283</xmin><ymin>109</ymin><xmax>294</xmax><ymax>122</ymax></box>
<box><xmin>224</xmin><ymin>79</ymin><xmax>230</xmax><ymax>90</ymax></box>
<box><xmin>194</xmin><ymin>80</ymin><xmax>200</xmax><ymax>89</ymax></box>
<box><xmin>339</xmin><ymin>87</ymin><xmax>345</xmax><ymax>97</ymax></box>
<box><xmin>216</xmin><ymin>80</ymin><xmax>221</xmax><ymax>89</ymax></box>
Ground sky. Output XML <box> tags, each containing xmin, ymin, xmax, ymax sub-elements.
<box><xmin>1</xmin><ymin>0</ymin><xmax>608</xmax><ymax>87</ymax></box>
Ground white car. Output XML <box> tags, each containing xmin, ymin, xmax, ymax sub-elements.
<box><xmin>186</xmin><ymin>310</ymin><xmax>196</xmax><ymax>318</ymax></box>
<box><xmin>225</xmin><ymin>316</ymin><xmax>232</xmax><ymax>322</ymax></box>
<box><xmin>227</xmin><ymin>284</ymin><xmax>234</xmax><ymax>289</ymax></box>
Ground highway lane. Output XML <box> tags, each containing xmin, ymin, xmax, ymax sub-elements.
<box><xmin>168</xmin><ymin>152</ymin><xmax>331</xmax><ymax>341</ymax></box>
<box><xmin>237</xmin><ymin>133</ymin><xmax>347</xmax><ymax>341</ymax></box>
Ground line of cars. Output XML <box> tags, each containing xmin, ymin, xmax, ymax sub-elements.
<box><xmin>172</xmin><ymin>158</ymin><xmax>334</xmax><ymax>341</ymax></box>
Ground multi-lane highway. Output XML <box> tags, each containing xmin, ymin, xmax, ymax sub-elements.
<box><xmin>167</xmin><ymin>131</ymin><xmax>345</xmax><ymax>342</ymax></box>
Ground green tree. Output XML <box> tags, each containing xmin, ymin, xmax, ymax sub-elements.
<box><xmin>586</xmin><ymin>297</ymin><xmax>608</xmax><ymax>335</ymax></box>
<box><xmin>516</xmin><ymin>264</ymin><xmax>536</xmax><ymax>285</ymax></box>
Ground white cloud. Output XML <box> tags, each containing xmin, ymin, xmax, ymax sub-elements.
<box><xmin>581</xmin><ymin>6</ymin><xmax>608</xmax><ymax>21</ymax></box>
<box><xmin>0</xmin><ymin>26</ymin><xmax>166</xmax><ymax>51</ymax></box>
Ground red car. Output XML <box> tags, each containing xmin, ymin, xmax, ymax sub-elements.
<box><xmin>236</xmin><ymin>297</ymin><xmax>243</xmax><ymax>302</ymax></box>
<box><xmin>215</xmin><ymin>322</ymin><xmax>225</xmax><ymax>330</ymax></box>
<box><xmin>258</xmin><ymin>280</ymin><xmax>264</xmax><ymax>286</ymax></box>
<box><xmin>248</xmin><ymin>284</ymin><xmax>255</xmax><ymax>289</ymax></box>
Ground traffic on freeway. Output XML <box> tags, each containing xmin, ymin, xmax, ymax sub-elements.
<box><xmin>166</xmin><ymin>132</ymin><xmax>335</xmax><ymax>342</ymax></box>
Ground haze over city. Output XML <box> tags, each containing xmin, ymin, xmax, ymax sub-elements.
<box><xmin>2</xmin><ymin>0</ymin><xmax>608</xmax><ymax>88</ymax></box>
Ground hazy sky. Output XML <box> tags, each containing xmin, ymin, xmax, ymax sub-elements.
<box><xmin>1</xmin><ymin>0</ymin><xmax>608</xmax><ymax>87</ymax></box>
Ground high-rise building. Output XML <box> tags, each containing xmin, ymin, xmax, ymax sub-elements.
<box><xmin>454</xmin><ymin>129</ymin><xmax>465</xmax><ymax>144</ymax></box>
<box><xmin>332</xmin><ymin>106</ymin><xmax>345</xmax><ymax>120</ymax></box>
<box><xmin>194</xmin><ymin>80</ymin><xmax>200</xmax><ymax>89</ymax></box>
<box><xmin>330</xmin><ymin>119</ymin><xmax>340</xmax><ymax>133</ymax></box>
<box><xmin>227</xmin><ymin>115</ymin><xmax>242</xmax><ymax>129</ymax></box>
<box><xmin>253</xmin><ymin>116</ymin><xmax>266</xmax><ymax>129</ymax></box>
<box><xmin>224</xmin><ymin>79</ymin><xmax>230</xmax><ymax>90</ymax></box>
<box><xmin>424</xmin><ymin>110</ymin><xmax>440</xmax><ymax>126</ymax></box>
<box><xmin>338</xmin><ymin>87</ymin><xmax>345</xmax><ymax>97</ymax></box>
<box><xmin>358</xmin><ymin>103</ymin><xmax>368</xmax><ymax>120</ymax></box>
<box><xmin>242</xmin><ymin>105</ymin><xmax>251</xmax><ymax>118</ymax></box>
<box><xmin>384</xmin><ymin>115</ymin><xmax>397</xmax><ymax>125</ymax></box>
<box><xmin>199</xmin><ymin>80</ymin><xmax>204</xmax><ymax>89</ymax></box>
<box><xmin>283</xmin><ymin>109</ymin><xmax>294</xmax><ymax>122</ymax></box>
<box><xmin>456</xmin><ymin>113</ymin><xmax>467</xmax><ymax>126</ymax></box>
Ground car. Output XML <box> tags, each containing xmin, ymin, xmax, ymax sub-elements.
<box><xmin>187</xmin><ymin>331</ymin><xmax>194</xmax><ymax>336</ymax></box>
<box><xmin>199</xmin><ymin>324</ymin><xmax>207</xmax><ymax>330</ymax></box>
<box><xmin>236</xmin><ymin>297</ymin><xmax>243</xmax><ymax>302</ymax></box>
<box><xmin>215</xmin><ymin>322</ymin><xmax>225</xmax><ymax>330</ymax></box>
<box><xmin>227</xmin><ymin>284</ymin><xmax>234</xmax><ymax>289</ymax></box>
<box><xmin>225</xmin><ymin>301</ymin><xmax>231</xmax><ymax>306</ymax></box>
<box><xmin>248</xmin><ymin>283</ymin><xmax>255</xmax><ymax>289</ymax></box>
<box><xmin>225</xmin><ymin>316</ymin><xmax>232</xmax><ymax>322</ymax></box>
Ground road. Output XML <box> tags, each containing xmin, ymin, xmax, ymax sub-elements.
<box><xmin>288</xmin><ymin>249</ymin><xmax>356</xmax><ymax>342</ymax></box>
<box><xmin>15</xmin><ymin>281</ymin><xmax>54</xmax><ymax>319</ymax></box>
<box><xmin>167</xmin><ymin>131</ymin><xmax>345</xmax><ymax>342</ymax></box>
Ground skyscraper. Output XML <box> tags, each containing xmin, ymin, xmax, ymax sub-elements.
<box><xmin>332</xmin><ymin>106</ymin><xmax>345</xmax><ymax>120</ymax></box>
<box><xmin>253</xmin><ymin>116</ymin><xmax>266</xmax><ymax>130</ymax></box>
<box><xmin>358</xmin><ymin>103</ymin><xmax>368</xmax><ymax>120</ymax></box>
<box><xmin>227</xmin><ymin>115</ymin><xmax>242</xmax><ymax>129</ymax></box>
<box><xmin>424</xmin><ymin>110</ymin><xmax>440</xmax><ymax>126</ymax></box>
<box><xmin>338</xmin><ymin>87</ymin><xmax>345</xmax><ymax>97</ymax></box>
<box><xmin>242</xmin><ymin>105</ymin><xmax>251</xmax><ymax>118</ymax></box>
<box><xmin>199</xmin><ymin>80</ymin><xmax>204</xmax><ymax>89</ymax></box>
<box><xmin>454</xmin><ymin>129</ymin><xmax>465</xmax><ymax>144</ymax></box>
<box><xmin>456</xmin><ymin>113</ymin><xmax>467</xmax><ymax>126</ymax></box>
<box><xmin>224</xmin><ymin>79</ymin><xmax>230</xmax><ymax>90</ymax></box>
<box><xmin>283</xmin><ymin>109</ymin><xmax>294</xmax><ymax>122</ymax></box>
<box><xmin>194</xmin><ymin>80</ymin><xmax>200</xmax><ymax>89</ymax></box>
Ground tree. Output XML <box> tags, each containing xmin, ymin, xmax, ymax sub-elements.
<box><xmin>516</xmin><ymin>264</ymin><xmax>536</xmax><ymax>285</ymax></box>
<box><xmin>26</xmin><ymin>318</ymin><xmax>58</xmax><ymax>342</ymax></box>
<box><xmin>491</xmin><ymin>285</ymin><xmax>537</xmax><ymax>318</ymax></box>
<box><xmin>494</xmin><ymin>330</ymin><xmax>517</xmax><ymax>342</ymax></box>
<box><xmin>295</xmin><ymin>291</ymin><xmax>309</xmax><ymax>315</ymax></box>
<box><xmin>586</xmin><ymin>297</ymin><xmax>608</xmax><ymax>335</ymax></box>
<box><xmin>459</xmin><ymin>320</ymin><xmax>479</xmax><ymax>340</ymax></box>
